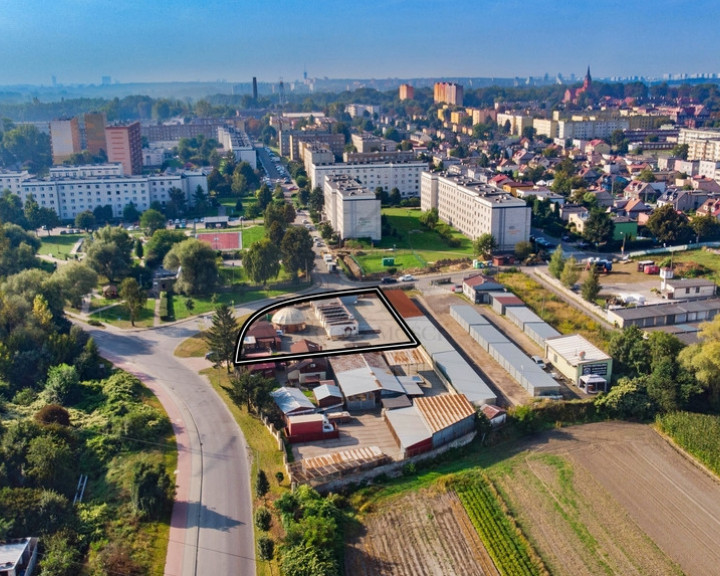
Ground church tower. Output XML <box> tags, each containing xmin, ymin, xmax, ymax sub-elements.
<box><xmin>583</xmin><ymin>66</ymin><xmax>592</xmax><ymax>90</ymax></box>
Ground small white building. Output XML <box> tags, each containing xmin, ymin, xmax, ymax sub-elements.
<box><xmin>545</xmin><ymin>334</ymin><xmax>613</xmax><ymax>385</ymax></box>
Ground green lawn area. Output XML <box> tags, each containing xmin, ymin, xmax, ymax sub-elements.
<box><xmin>672</xmin><ymin>248</ymin><xmax>720</xmax><ymax>283</ymax></box>
<box><xmin>241</xmin><ymin>224</ymin><xmax>266</xmax><ymax>247</ymax></box>
<box><xmin>352</xmin><ymin>208</ymin><xmax>474</xmax><ymax>274</ymax></box>
<box><xmin>37</xmin><ymin>233</ymin><xmax>86</xmax><ymax>256</ymax></box>
<box><xmin>89</xmin><ymin>298</ymin><xmax>156</xmax><ymax>328</ymax></box>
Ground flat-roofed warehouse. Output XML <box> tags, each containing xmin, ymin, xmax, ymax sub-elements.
<box><xmin>545</xmin><ymin>334</ymin><xmax>613</xmax><ymax>385</ymax></box>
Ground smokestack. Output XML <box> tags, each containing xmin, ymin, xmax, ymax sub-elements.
<box><xmin>252</xmin><ymin>77</ymin><xmax>258</xmax><ymax>101</ymax></box>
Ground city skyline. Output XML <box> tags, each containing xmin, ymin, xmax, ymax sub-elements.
<box><xmin>2</xmin><ymin>0</ymin><xmax>720</xmax><ymax>86</ymax></box>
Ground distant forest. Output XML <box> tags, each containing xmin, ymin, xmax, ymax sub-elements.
<box><xmin>2</xmin><ymin>81</ymin><xmax>720</xmax><ymax>123</ymax></box>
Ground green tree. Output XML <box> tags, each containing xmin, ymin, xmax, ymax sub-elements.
<box><xmin>256</xmin><ymin>184</ymin><xmax>273</xmax><ymax>210</ymax></box>
<box><xmin>473</xmin><ymin>233</ymin><xmax>497</xmax><ymax>258</ymax></box>
<box><xmin>560</xmin><ymin>256</ymin><xmax>580</xmax><ymax>288</ymax></box>
<box><xmin>163</xmin><ymin>239</ymin><xmax>218</xmax><ymax>295</ymax></box>
<box><xmin>548</xmin><ymin>245</ymin><xmax>566</xmax><ymax>279</ymax></box>
<box><xmin>134</xmin><ymin>238</ymin><xmax>144</xmax><ymax>259</ymax></box>
<box><xmin>281</xmin><ymin>226</ymin><xmax>315</xmax><ymax>280</ymax></box>
<box><xmin>258</xmin><ymin>536</ymin><xmax>275</xmax><ymax>561</ymax></box>
<box><xmin>144</xmin><ymin>229</ymin><xmax>187</xmax><ymax>269</ymax></box>
<box><xmin>646</xmin><ymin>204</ymin><xmax>692</xmax><ymax>245</ymax></box>
<box><xmin>581</xmin><ymin>267</ymin><xmax>601</xmax><ymax>302</ymax></box>
<box><xmin>244</xmin><ymin>238</ymin><xmax>281</xmax><ymax>288</ymax></box>
<box><xmin>691</xmin><ymin>213</ymin><xmax>720</xmax><ymax>242</ymax></box>
<box><xmin>679</xmin><ymin>314</ymin><xmax>720</xmax><ymax>410</ymax></box>
<box><xmin>671</xmin><ymin>143</ymin><xmax>689</xmax><ymax>159</ymax></box>
<box><xmin>582</xmin><ymin>209</ymin><xmax>614</xmax><ymax>246</ymax></box>
<box><xmin>389</xmin><ymin>188</ymin><xmax>402</xmax><ymax>206</ymax></box>
<box><xmin>609</xmin><ymin>325</ymin><xmax>650</xmax><ymax>378</ymax></box>
<box><xmin>0</xmin><ymin>190</ymin><xmax>27</xmax><ymax>227</ymax></box>
<box><xmin>119</xmin><ymin>277</ymin><xmax>147</xmax><ymax>327</ymax></box>
<box><xmin>75</xmin><ymin>210</ymin><xmax>96</xmax><ymax>231</ymax></box>
<box><xmin>226</xmin><ymin>367</ymin><xmax>275</xmax><ymax>412</ymax></box>
<box><xmin>85</xmin><ymin>225</ymin><xmax>134</xmax><ymax>283</ymax></box>
<box><xmin>93</xmin><ymin>204</ymin><xmax>114</xmax><ymax>226</ymax></box>
<box><xmin>44</xmin><ymin>363</ymin><xmax>80</xmax><ymax>405</ymax></box>
<box><xmin>308</xmin><ymin>186</ymin><xmax>324</xmax><ymax>213</ymax></box>
<box><xmin>26</xmin><ymin>435</ymin><xmax>74</xmax><ymax>492</ymax></box>
<box><xmin>255</xmin><ymin>469</ymin><xmax>270</xmax><ymax>499</ymax></box>
<box><xmin>52</xmin><ymin>262</ymin><xmax>98</xmax><ymax>308</ymax></box>
<box><xmin>168</xmin><ymin>187</ymin><xmax>187</xmax><ymax>215</ymax></box>
<box><xmin>37</xmin><ymin>530</ymin><xmax>80</xmax><ymax>576</ymax></box>
<box><xmin>637</xmin><ymin>167</ymin><xmax>656</xmax><ymax>183</ymax></box>
<box><xmin>204</xmin><ymin>304</ymin><xmax>239</xmax><ymax>373</ymax></box>
<box><xmin>123</xmin><ymin>202</ymin><xmax>140</xmax><ymax>223</ymax></box>
<box><xmin>514</xmin><ymin>241</ymin><xmax>533</xmax><ymax>261</ymax></box>
<box><xmin>284</xmin><ymin>203</ymin><xmax>296</xmax><ymax>224</ymax></box>
<box><xmin>130</xmin><ymin>461</ymin><xmax>173</xmax><ymax>520</ymax></box>
<box><xmin>140</xmin><ymin>209</ymin><xmax>166</xmax><ymax>236</ymax></box>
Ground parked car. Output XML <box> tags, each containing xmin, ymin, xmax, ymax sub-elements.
<box><xmin>381</xmin><ymin>277</ymin><xmax>398</xmax><ymax>284</ymax></box>
<box><xmin>531</xmin><ymin>355</ymin><xmax>547</xmax><ymax>369</ymax></box>
<box><xmin>399</xmin><ymin>274</ymin><xmax>415</xmax><ymax>282</ymax></box>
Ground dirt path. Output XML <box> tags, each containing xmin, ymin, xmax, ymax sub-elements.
<box><xmin>346</xmin><ymin>489</ymin><xmax>499</xmax><ymax>576</ymax></box>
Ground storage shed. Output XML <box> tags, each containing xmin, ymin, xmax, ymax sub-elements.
<box><xmin>313</xmin><ymin>384</ymin><xmax>343</xmax><ymax>408</ymax></box>
<box><xmin>545</xmin><ymin>334</ymin><xmax>613</xmax><ymax>385</ymax></box>
<box><xmin>490</xmin><ymin>293</ymin><xmax>525</xmax><ymax>315</ymax></box>
<box><xmin>462</xmin><ymin>273</ymin><xmax>505</xmax><ymax>304</ymax></box>
<box><xmin>271</xmin><ymin>386</ymin><xmax>315</xmax><ymax>419</ymax></box>
<box><xmin>469</xmin><ymin>323</ymin><xmax>509</xmax><ymax>352</ymax></box>
<box><xmin>432</xmin><ymin>350</ymin><xmax>497</xmax><ymax>406</ymax></box>
<box><xmin>523</xmin><ymin>322</ymin><xmax>562</xmax><ymax>348</ymax></box>
<box><xmin>285</xmin><ymin>413</ymin><xmax>338</xmax><ymax>444</ymax></box>
<box><xmin>505</xmin><ymin>306</ymin><xmax>544</xmax><ymax>331</ymax></box>
<box><xmin>405</xmin><ymin>316</ymin><xmax>455</xmax><ymax>356</ymax></box>
<box><xmin>415</xmin><ymin>394</ymin><xmax>476</xmax><ymax>448</ymax></box>
<box><xmin>384</xmin><ymin>405</ymin><xmax>433</xmax><ymax>457</ymax></box>
<box><xmin>450</xmin><ymin>305</ymin><xmax>490</xmax><ymax>332</ymax></box>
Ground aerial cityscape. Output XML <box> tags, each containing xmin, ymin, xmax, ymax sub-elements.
<box><xmin>2</xmin><ymin>2</ymin><xmax>720</xmax><ymax>576</ymax></box>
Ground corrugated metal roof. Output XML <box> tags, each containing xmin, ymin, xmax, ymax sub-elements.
<box><xmin>406</xmin><ymin>316</ymin><xmax>455</xmax><ymax>355</ymax></box>
<box><xmin>433</xmin><ymin>350</ymin><xmax>497</xmax><ymax>406</ymax></box>
<box><xmin>271</xmin><ymin>387</ymin><xmax>315</xmax><ymax>414</ymax></box>
<box><xmin>450</xmin><ymin>305</ymin><xmax>490</xmax><ymax>327</ymax></box>
<box><xmin>383</xmin><ymin>289</ymin><xmax>423</xmax><ymax>318</ymax></box>
<box><xmin>314</xmin><ymin>384</ymin><xmax>342</xmax><ymax>401</ymax></box>
<box><xmin>506</xmin><ymin>306</ymin><xmax>544</xmax><ymax>325</ymax></box>
<box><xmin>384</xmin><ymin>348</ymin><xmax>426</xmax><ymax>366</ymax></box>
<box><xmin>415</xmin><ymin>394</ymin><xmax>475</xmax><ymax>433</ymax></box>
<box><xmin>384</xmin><ymin>406</ymin><xmax>432</xmax><ymax>449</ymax></box>
<box><xmin>545</xmin><ymin>334</ymin><xmax>611</xmax><ymax>364</ymax></box>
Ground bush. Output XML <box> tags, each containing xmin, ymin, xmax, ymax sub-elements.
<box><xmin>254</xmin><ymin>506</ymin><xmax>272</xmax><ymax>531</ymax></box>
<box><xmin>275</xmin><ymin>471</ymin><xmax>284</xmax><ymax>484</ymax></box>
<box><xmin>87</xmin><ymin>318</ymin><xmax>103</xmax><ymax>327</ymax></box>
<box><xmin>13</xmin><ymin>388</ymin><xmax>36</xmax><ymax>406</ymax></box>
<box><xmin>258</xmin><ymin>536</ymin><xmax>275</xmax><ymax>561</ymax></box>
<box><xmin>35</xmin><ymin>404</ymin><xmax>71</xmax><ymax>426</ymax></box>
<box><xmin>255</xmin><ymin>470</ymin><xmax>270</xmax><ymax>499</ymax></box>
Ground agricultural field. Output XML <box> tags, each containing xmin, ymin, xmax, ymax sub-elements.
<box><xmin>348</xmin><ymin>421</ymin><xmax>720</xmax><ymax>576</ymax></box>
<box><xmin>656</xmin><ymin>411</ymin><xmax>720</xmax><ymax>476</ymax></box>
<box><xmin>346</xmin><ymin>488</ymin><xmax>499</xmax><ymax>576</ymax></box>
<box><xmin>352</xmin><ymin>208</ymin><xmax>474</xmax><ymax>274</ymax></box>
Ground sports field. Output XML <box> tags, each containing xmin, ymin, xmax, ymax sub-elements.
<box><xmin>196</xmin><ymin>231</ymin><xmax>243</xmax><ymax>250</ymax></box>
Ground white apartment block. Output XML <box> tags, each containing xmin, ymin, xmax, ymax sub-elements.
<box><xmin>311</xmin><ymin>160</ymin><xmax>426</xmax><ymax>198</ymax></box>
<box><xmin>678</xmin><ymin>128</ymin><xmax>720</xmax><ymax>162</ymax></box>
<box><xmin>49</xmin><ymin>164</ymin><xmax>124</xmax><ymax>178</ymax></box>
<box><xmin>323</xmin><ymin>175</ymin><xmax>381</xmax><ymax>241</ymax></box>
<box><xmin>217</xmin><ymin>126</ymin><xmax>257</xmax><ymax>168</ymax></box>
<box><xmin>556</xmin><ymin>117</ymin><xmax>629</xmax><ymax>140</ymax></box>
<box><xmin>0</xmin><ymin>170</ymin><xmax>32</xmax><ymax>195</ymax></box>
<box><xmin>533</xmin><ymin>118</ymin><xmax>559</xmax><ymax>139</ymax></box>
<box><xmin>496</xmin><ymin>113</ymin><xmax>533</xmax><ymax>136</ymax></box>
<box><xmin>698</xmin><ymin>160</ymin><xmax>720</xmax><ymax>180</ymax></box>
<box><xmin>421</xmin><ymin>172</ymin><xmax>530</xmax><ymax>251</ymax></box>
<box><xmin>17</xmin><ymin>171</ymin><xmax>208</xmax><ymax>221</ymax></box>
<box><xmin>302</xmin><ymin>143</ymin><xmax>335</xmax><ymax>177</ymax></box>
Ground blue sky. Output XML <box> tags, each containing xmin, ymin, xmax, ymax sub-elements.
<box><xmin>1</xmin><ymin>0</ymin><xmax>719</xmax><ymax>85</ymax></box>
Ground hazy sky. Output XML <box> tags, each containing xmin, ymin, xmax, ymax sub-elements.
<box><xmin>1</xmin><ymin>0</ymin><xmax>719</xmax><ymax>85</ymax></box>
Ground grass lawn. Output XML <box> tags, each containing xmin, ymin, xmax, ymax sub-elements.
<box><xmin>352</xmin><ymin>208</ymin><xmax>474</xmax><ymax>274</ymax></box>
<box><xmin>671</xmin><ymin>248</ymin><xmax>720</xmax><ymax>283</ymax></box>
<box><xmin>37</xmin><ymin>233</ymin><xmax>85</xmax><ymax>256</ymax></box>
<box><xmin>174</xmin><ymin>331</ymin><xmax>208</xmax><ymax>358</ymax></box>
<box><xmin>241</xmin><ymin>224</ymin><xmax>266</xmax><ymax>247</ymax></box>
<box><xmin>89</xmin><ymin>298</ymin><xmax>156</xmax><ymax>328</ymax></box>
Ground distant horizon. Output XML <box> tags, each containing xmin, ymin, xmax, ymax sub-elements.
<box><xmin>2</xmin><ymin>1</ymin><xmax>719</xmax><ymax>87</ymax></box>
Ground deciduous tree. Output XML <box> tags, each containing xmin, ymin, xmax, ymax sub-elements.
<box><xmin>119</xmin><ymin>277</ymin><xmax>147</xmax><ymax>327</ymax></box>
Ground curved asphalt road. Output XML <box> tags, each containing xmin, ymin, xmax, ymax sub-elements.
<box><xmin>84</xmin><ymin>318</ymin><xmax>257</xmax><ymax>576</ymax></box>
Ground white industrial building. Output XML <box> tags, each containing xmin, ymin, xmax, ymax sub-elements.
<box><xmin>421</xmin><ymin>171</ymin><xmax>531</xmax><ymax>251</ymax></box>
<box><xmin>217</xmin><ymin>126</ymin><xmax>257</xmax><ymax>168</ymax></box>
<box><xmin>323</xmin><ymin>175</ymin><xmax>381</xmax><ymax>241</ymax></box>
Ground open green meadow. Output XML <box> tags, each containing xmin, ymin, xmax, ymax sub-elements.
<box><xmin>38</xmin><ymin>233</ymin><xmax>85</xmax><ymax>256</ymax></box>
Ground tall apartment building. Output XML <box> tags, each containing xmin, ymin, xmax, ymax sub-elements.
<box><xmin>433</xmin><ymin>82</ymin><xmax>464</xmax><ymax>106</ymax></box>
<box><xmin>399</xmin><ymin>84</ymin><xmax>414</xmax><ymax>101</ymax></box>
<box><xmin>84</xmin><ymin>113</ymin><xmax>107</xmax><ymax>156</ymax></box>
<box><xmin>310</xmin><ymin>158</ymin><xmax>427</xmax><ymax>198</ymax></box>
<box><xmin>678</xmin><ymin>128</ymin><xmax>720</xmax><ymax>161</ymax></box>
<box><xmin>496</xmin><ymin>113</ymin><xmax>534</xmax><ymax>136</ymax></box>
<box><xmin>279</xmin><ymin>130</ymin><xmax>345</xmax><ymax>160</ymax></box>
<box><xmin>217</xmin><ymin>126</ymin><xmax>257</xmax><ymax>168</ymax></box>
<box><xmin>106</xmin><ymin>122</ymin><xmax>143</xmax><ymax>175</ymax></box>
<box><xmin>50</xmin><ymin>119</ymin><xmax>81</xmax><ymax>164</ymax></box>
<box><xmin>350</xmin><ymin>133</ymin><xmax>397</xmax><ymax>153</ymax></box>
<box><xmin>14</xmin><ymin>167</ymin><xmax>208</xmax><ymax>221</ymax></box>
<box><xmin>323</xmin><ymin>175</ymin><xmax>381</xmax><ymax>241</ymax></box>
<box><xmin>421</xmin><ymin>172</ymin><xmax>530</xmax><ymax>251</ymax></box>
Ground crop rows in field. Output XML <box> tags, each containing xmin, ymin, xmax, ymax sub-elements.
<box><xmin>656</xmin><ymin>411</ymin><xmax>720</xmax><ymax>476</ymax></box>
<box><xmin>454</xmin><ymin>473</ymin><xmax>547</xmax><ymax>576</ymax></box>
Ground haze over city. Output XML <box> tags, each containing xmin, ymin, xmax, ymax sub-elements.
<box><xmin>3</xmin><ymin>0</ymin><xmax>720</xmax><ymax>85</ymax></box>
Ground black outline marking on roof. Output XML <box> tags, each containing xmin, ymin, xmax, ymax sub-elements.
<box><xmin>233</xmin><ymin>287</ymin><xmax>419</xmax><ymax>366</ymax></box>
